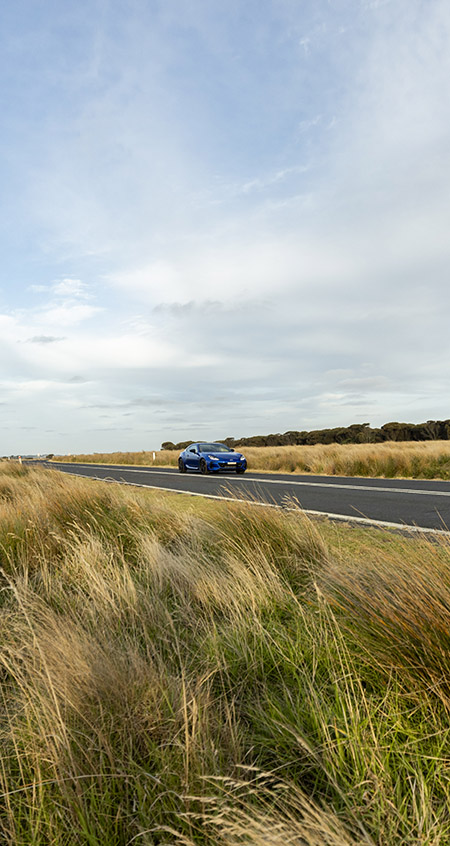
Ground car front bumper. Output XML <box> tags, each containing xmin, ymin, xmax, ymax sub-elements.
<box><xmin>208</xmin><ymin>459</ymin><xmax>247</xmax><ymax>471</ymax></box>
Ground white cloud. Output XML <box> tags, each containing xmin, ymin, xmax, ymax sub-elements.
<box><xmin>296</xmin><ymin>115</ymin><xmax>322</xmax><ymax>135</ymax></box>
<box><xmin>28</xmin><ymin>278</ymin><xmax>90</xmax><ymax>298</ymax></box>
<box><xmin>108</xmin><ymin>234</ymin><xmax>358</xmax><ymax>305</ymax></box>
<box><xmin>52</xmin><ymin>278</ymin><xmax>90</xmax><ymax>298</ymax></box>
<box><xmin>37</xmin><ymin>303</ymin><xmax>101</xmax><ymax>327</ymax></box>
<box><xmin>27</xmin><ymin>335</ymin><xmax>65</xmax><ymax>344</ymax></box>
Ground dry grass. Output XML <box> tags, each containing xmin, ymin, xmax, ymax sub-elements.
<box><xmin>55</xmin><ymin>439</ymin><xmax>450</xmax><ymax>479</ymax></box>
<box><xmin>55</xmin><ymin>449</ymin><xmax>181</xmax><ymax>468</ymax></box>
<box><xmin>244</xmin><ymin>439</ymin><xmax>450</xmax><ymax>478</ymax></box>
<box><xmin>1</xmin><ymin>463</ymin><xmax>450</xmax><ymax>843</ymax></box>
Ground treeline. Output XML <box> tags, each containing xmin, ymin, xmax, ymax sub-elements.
<box><xmin>161</xmin><ymin>419</ymin><xmax>450</xmax><ymax>450</ymax></box>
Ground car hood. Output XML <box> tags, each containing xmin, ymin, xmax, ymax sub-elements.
<box><xmin>207</xmin><ymin>451</ymin><xmax>242</xmax><ymax>460</ymax></box>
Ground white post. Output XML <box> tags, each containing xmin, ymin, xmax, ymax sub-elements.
<box><xmin>152</xmin><ymin>451</ymin><xmax>156</xmax><ymax>461</ymax></box>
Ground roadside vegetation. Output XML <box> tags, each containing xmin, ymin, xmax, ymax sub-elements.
<box><xmin>1</xmin><ymin>462</ymin><xmax>450</xmax><ymax>844</ymax></box>
<box><xmin>55</xmin><ymin>439</ymin><xmax>450</xmax><ymax>479</ymax></box>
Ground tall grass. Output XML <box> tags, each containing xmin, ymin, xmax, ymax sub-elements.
<box><xmin>55</xmin><ymin>439</ymin><xmax>450</xmax><ymax>479</ymax></box>
<box><xmin>55</xmin><ymin>449</ymin><xmax>181</xmax><ymax>468</ymax></box>
<box><xmin>1</xmin><ymin>463</ymin><xmax>450</xmax><ymax>843</ymax></box>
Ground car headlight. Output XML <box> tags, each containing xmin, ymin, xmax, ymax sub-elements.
<box><xmin>208</xmin><ymin>455</ymin><xmax>219</xmax><ymax>461</ymax></box>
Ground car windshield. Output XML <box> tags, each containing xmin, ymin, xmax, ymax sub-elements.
<box><xmin>198</xmin><ymin>443</ymin><xmax>230</xmax><ymax>453</ymax></box>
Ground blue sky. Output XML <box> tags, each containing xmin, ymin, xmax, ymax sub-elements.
<box><xmin>1</xmin><ymin>0</ymin><xmax>449</xmax><ymax>453</ymax></box>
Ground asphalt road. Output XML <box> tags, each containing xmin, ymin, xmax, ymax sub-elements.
<box><xmin>39</xmin><ymin>461</ymin><xmax>450</xmax><ymax>533</ymax></box>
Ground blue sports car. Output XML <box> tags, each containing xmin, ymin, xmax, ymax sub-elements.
<box><xmin>178</xmin><ymin>442</ymin><xmax>247</xmax><ymax>474</ymax></box>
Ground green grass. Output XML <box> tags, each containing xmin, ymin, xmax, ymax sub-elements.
<box><xmin>1</xmin><ymin>463</ymin><xmax>450</xmax><ymax>843</ymax></box>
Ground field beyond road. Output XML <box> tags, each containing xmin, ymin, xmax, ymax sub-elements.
<box><xmin>2</xmin><ymin>462</ymin><xmax>450</xmax><ymax>844</ymax></box>
<box><xmin>56</xmin><ymin>439</ymin><xmax>450</xmax><ymax>479</ymax></box>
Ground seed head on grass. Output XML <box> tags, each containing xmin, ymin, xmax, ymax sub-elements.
<box><xmin>164</xmin><ymin>774</ymin><xmax>367</xmax><ymax>846</ymax></box>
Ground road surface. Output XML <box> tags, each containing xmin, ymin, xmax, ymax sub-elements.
<box><xmin>38</xmin><ymin>461</ymin><xmax>450</xmax><ymax>533</ymax></box>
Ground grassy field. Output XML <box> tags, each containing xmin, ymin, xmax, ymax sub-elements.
<box><xmin>1</xmin><ymin>462</ymin><xmax>450</xmax><ymax>844</ymax></box>
<box><xmin>56</xmin><ymin>439</ymin><xmax>450</xmax><ymax>479</ymax></box>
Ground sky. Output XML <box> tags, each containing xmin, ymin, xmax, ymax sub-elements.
<box><xmin>1</xmin><ymin>0</ymin><xmax>449</xmax><ymax>454</ymax></box>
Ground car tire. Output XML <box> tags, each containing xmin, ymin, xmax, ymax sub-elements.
<box><xmin>236</xmin><ymin>467</ymin><xmax>246</xmax><ymax>474</ymax></box>
<box><xmin>178</xmin><ymin>458</ymin><xmax>186</xmax><ymax>473</ymax></box>
<box><xmin>200</xmin><ymin>458</ymin><xmax>209</xmax><ymax>474</ymax></box>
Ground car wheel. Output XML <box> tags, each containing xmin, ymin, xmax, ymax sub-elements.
<box><xmin>200</xmin><ymin>458</ymin><xmax>209</xmax><ymax>474</ymax></box>
<box><xmin>178</xmin><ymin>458</ymin><xmax>186</xmax><ymax>473</ymax></box>
<box><xmin>236</xmin><ymin>467</ymin><xmax>246</xmax><ymax>474</ymax></box>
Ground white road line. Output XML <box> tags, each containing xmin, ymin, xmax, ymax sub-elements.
<box><xmin>52</xmin><ymin>464</ymin><xmax>450</xmax><ymax>497</ymax></box>
<box><xmin>55</xmin><ymin>470</ymin><xmax>450</xmax><ymax>536</ymax></box>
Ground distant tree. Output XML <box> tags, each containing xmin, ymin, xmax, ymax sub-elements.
<box><xmin>161</xmin><ymin>419</ymin><xmax>450</xmax><ymax>451</ymax></box>
<box><xmin>381</xmin><ymin>422</ymin><xmax>412</xmax><ymax>442</ymax></box>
